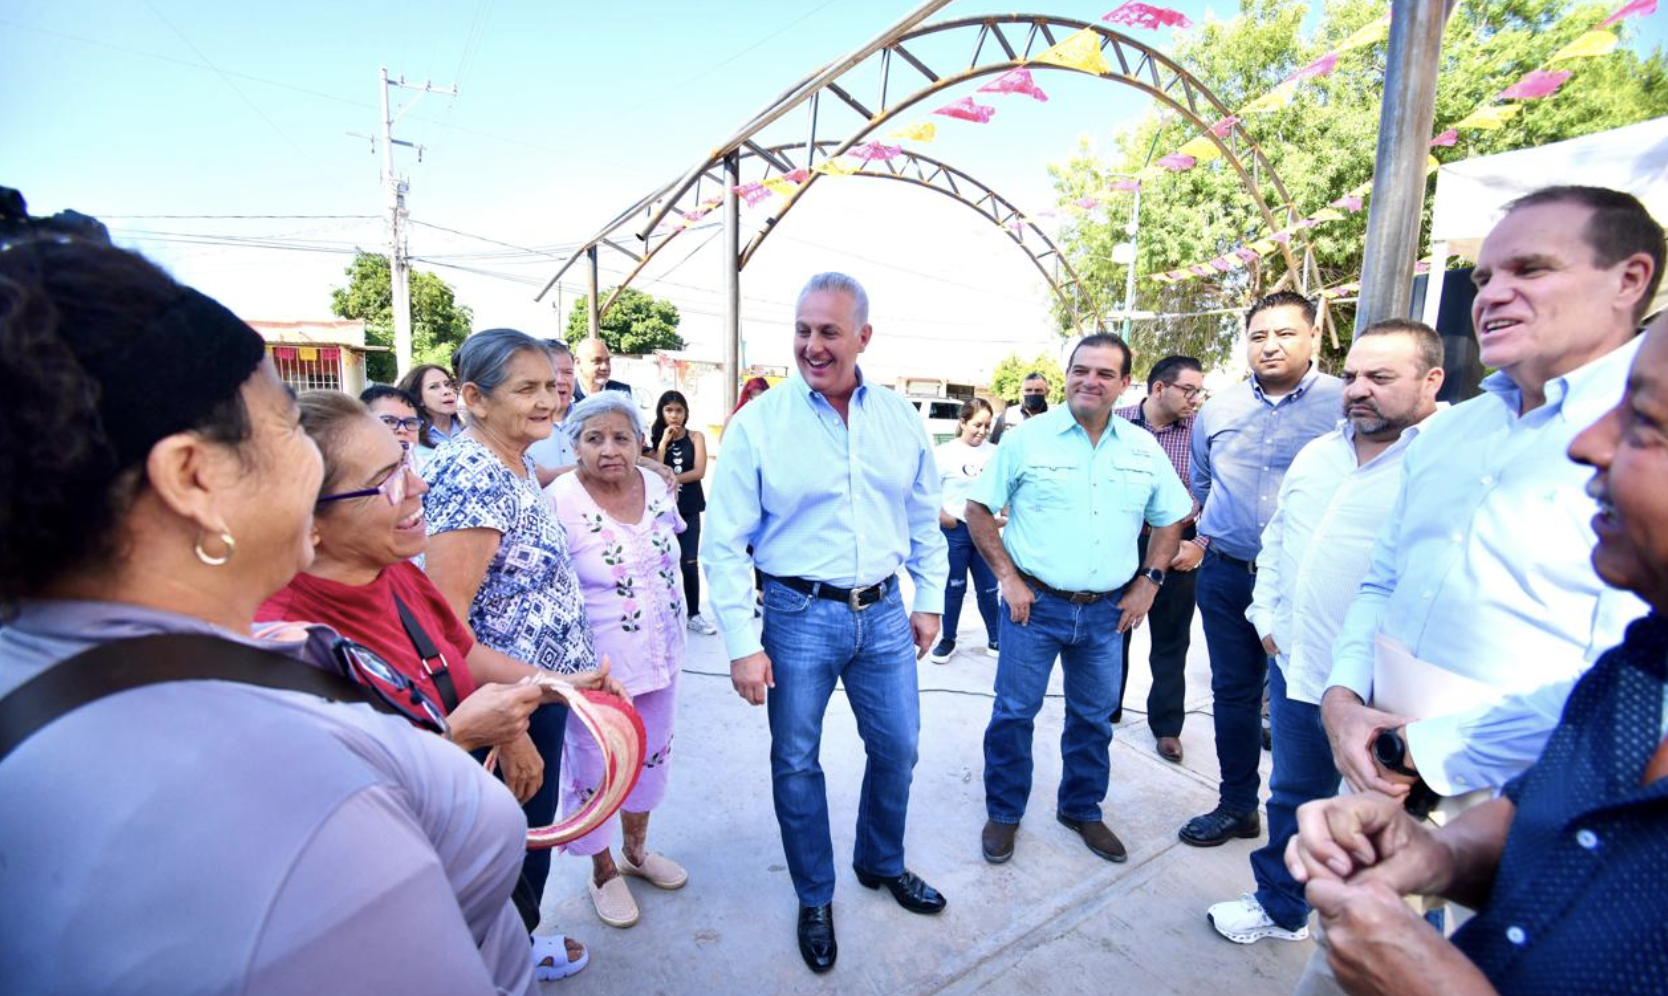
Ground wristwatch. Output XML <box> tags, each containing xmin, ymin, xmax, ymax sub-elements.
<box><xmin>1372</xmin><ymin>728</ymin><xmax>1419</xmax><ymax>777</ymax></box>
<box><xmin>1135</xmin><ymin>567</ymin><xmax>1166</xmax><ymax>588</ymax></box>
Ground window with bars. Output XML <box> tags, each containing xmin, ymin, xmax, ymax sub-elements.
<box><xmin>268</xmin><ymin>345</ymin><xmax>344</xmax><ymax>393</ymax></box>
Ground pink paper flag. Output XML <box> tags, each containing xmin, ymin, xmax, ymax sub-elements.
<box><xmin>1271</xmin><ymin>231</ymin><xmax>1293</xmax><ymax>244</ymax></box>
<box><xmin>783</xmin><ymin>168</ymin><xmax>811</xmax><ymax>184</ymax></box>
<box><xmin>1499</xmin><ymin>69</ymin><xmax>1572</xmax><ymax>100</ymax></box>
<box><xmin>1102</xmin><ymin>2</ymin><xmax>1193</xmax><ymax>30</ymax></box>
<box><xmin>934</xmin><ymin>96</ymin><xmax>997</xmax><ymax>123</ymax></box>
<box><xmin>1290</xmin><ymin>52</ymin><xmax>1339</xmax><ymax>82</ymax></box>
<box><xmin>1294</xmin><ymin>217</ymin><xmax>1320</xmax><ymax>231</ymax></box>
<box><xmin>1210</xmin><ymin>257</ymin><xmax>1234</xmax><ymax>272</ymax></box>
<box><xmin>1429</xmin><ymin>129</ymin><xmax>1458</xmax><ymax>147</ymax></box>
<box><xmin>1189</xmin><ymin>264</ymin><xmax>1214</xmax><ymax>277</ymax></box>
<box><xmin>850</xmin><ymin>141</ymin><xmax>902</xmax><ymax>161</ymax></box>
<box><xmin>1111</xmin><ymin>178</ymin><xmax>1142</xmax><ymax>192</ymax></box>
<box><xmin>1234</xmin><ymin>248</ymin><xmax>1260</xmax><ymax>264</ymax></box>
<box><xmin>1166</xmin><ymin>270</ymin><xmax>1187</xmax><ymax>281</ymax></box>
<box><xmin>734</xmin><ymin>183</ymin><xmax>773</xmax><ymax>207</ymax></box>
<box><xmin>1073</xmin><ymin>197</ymin><xmax>1101</xmax><ymax>210</ymax></box>
<box><xmin>1330</xmin><ymin>194</ymin><xmax>1364</xmax><ymax>212</ymax></box>
<box><xmin>1415</xmin><ymin>260</ymin><xmax>1432</xmax><ymax>274</ymax></box>
<box><xmin>979</xmin><ymin>67</ymin><xmax>1049</xmax><ymax>102</ymax></box>
<box><xmin>1602</xmin><ymin>0</ymin><xmax>1657</xmax><ymax>28</ymax></box>
<box><xmin>1209</xmin><ymin>115</ymin><xmax>1241</xmax><ymax>138</ymax></box>
<box><xmin>1158</xmin><ymin>153</ymin><xmax>1197</xmax><ymax>171</ymax></box>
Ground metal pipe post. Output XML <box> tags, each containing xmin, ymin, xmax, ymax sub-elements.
<box><xmin>586</xmin><ymin>246</ymin><xmax>600</xmax><ymax>340</ymax></box>
<box><xmin>1355</xmin><ymin>0</ymin><xmax>1449</xmax><ymax>331</ymax></box>
<box><xmin>1121</xmin><ymin>182</ymin><xmax>1141</xmax><ymax>338</ymax></box>
<box><xmin>723</xmin><ymin>151</ymin><xmax>742</xmax><ymax>415</ymax></box>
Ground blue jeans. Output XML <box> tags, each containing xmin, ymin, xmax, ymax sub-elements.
<box><xmin>1250</xmin><ymin>664</ymin><xmax>1340</xmax><ymax>930</ymax></box>
<box><xmin>942</xmin><ymin>521</ymin><xmax>999</xmax><ymax>645</ymax></box>
<box><xmin>983</xmin><ymin>587</ymin><xmax>1125</xmax><ymax>824</ymax></box>
<box><xmin>760</xmin><ymin>577</ymin><xmax>920</xmax><ymax>906</ymax></box>
<box><xmin>1197</xmin><ymin>551</ymin><xmax>1269</xmax><ymax>814</ymax></box>
<box><xmin>519</xmin><ymin>702</ymin><xmax>569</xmax><ymax>901</ymax></box>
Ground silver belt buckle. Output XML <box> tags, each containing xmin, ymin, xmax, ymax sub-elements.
<box><xmin>848</xmin><ymin>584</ymin><xmax>874</xmax><ymax>612</ymax></box>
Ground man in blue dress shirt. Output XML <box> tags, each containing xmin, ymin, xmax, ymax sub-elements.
<box><xmin>703</xmin><ymin>272</ymin><xmax>950</xmax><ymax>975</ymax></box>
<box><xmin>1182</xmin><ymin>292</ymin><xmax>1344</xmax><ymax>847</ymax></box>
<box><xmin>967</xmin><ymin>333</ymin><xmax>1192</xmax><ymax>866</ymax></box>
<box><xmin>1284</xmin><ymin>313</ymin><xmax>1668</xmax><ymax>996</ymax></box>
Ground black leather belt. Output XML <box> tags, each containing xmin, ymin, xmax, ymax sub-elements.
<box><xmin>1212</xmin><ymin>549</ymin><xmax>1257</xmax><ymax>574</ymax></box>
<box><xmin>768</xmin><ymin>574</ymin><xmax>895</xmax><ymax>612</ymax></box>
<box><xmin>1016</xmin><ymin>570</ymin><xmax>1121</xmax><ymax>605</ymax></box>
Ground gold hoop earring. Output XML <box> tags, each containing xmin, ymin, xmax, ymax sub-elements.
<box><xmin>194</xmin><ymin>530</ymin><xmax>236</xmax><ymax>567</ymax></box>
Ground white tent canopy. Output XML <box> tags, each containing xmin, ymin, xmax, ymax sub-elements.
<box><xmin>1423</xmin><ymin>116</ymin><xmax>1668</xmax><ymax>325</ymax></box>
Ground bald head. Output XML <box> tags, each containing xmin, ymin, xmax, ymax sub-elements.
<box><xmin>576</xmin><ymin>337</ymin><xmax>612</xmax><ymax>393</ymax></box>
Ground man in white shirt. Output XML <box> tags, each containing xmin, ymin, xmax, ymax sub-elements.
<box><xmin>1205</xmin><ymin>320</ymin><xmax>1444</xmax><ymax>946</ymax></box>
<box><xmin>1323</xmin><ymin>186</ymin><xmax>1662</xmax><ymax>829</ymax></box>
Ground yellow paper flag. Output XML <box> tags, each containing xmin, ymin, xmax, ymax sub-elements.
<box><xmin>1309</xmin><ymin>208</ymin><xmax>1345</xmax><ymax>225</ymax></box>
<box><xmin>1176</xmin><ymin>134</ymin><xmax>1224</xmax><ymax>165</ymax></box>
<box><xmin>1032</xmin><ymin>28</ymin><xmax>1111</xmax><ymax>76</ymax></box>
<box><xmin>888</xmin><ymin>122</ymin><xmax>937</xmax><ymax>143</ymax></box>
<box><xmin>298</xmin><ymin>347</ymin><xmax>319</xmax><ymax>362</ymax></box>
<box><xmin>1550</xmin><ymin>29</ymin><xmax>1619</xmax><ymax>63</ymax></box>
<box><xmin>761</xmin><ymin>177</ymin><xmax>799</xmax><ymax>196</ymax></box>
<box><xmin>1453</xmin><ymin>103</ymin><xmax>1521</xmax><ymax>131</ymax></box>
<box><xmin>1240</xmin><ymin>79</ymin><xmax>1299</xmax><ymax>115</ymax></box>
<box><xmin>812</xmin><ymin>157</ymin><xmax>861</xmax><ymax>176</ymax></box>
<box><xmin>1333</xmin><ymin>15</ymin><xmax>1390</xmax><ymax>54</ymax></box>
<box><xmin>1427</xmin><ymin>155</ymin><xmax>1441</xmax><ymax>174</ymax></box>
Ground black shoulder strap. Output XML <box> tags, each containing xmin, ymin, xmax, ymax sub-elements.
<box><xmin>390</xmin><ymin>594</ymin><xmax>459</xmax><ymax>712</ymax></box>
<box><xmin>0</xmin><ymin>633</ymin><xmax>399</xmax><ymax>765</ymax></box>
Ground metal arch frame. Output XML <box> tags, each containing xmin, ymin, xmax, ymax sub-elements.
<box><xmin>538</xmin><ymin>14</ymin><xmax>1321</xmax><ymax>299</ymax></box>
<box><xmin>591</xmin><ymin>140</ymin><xmax>1105</xmax><ymax>332</ymax></box>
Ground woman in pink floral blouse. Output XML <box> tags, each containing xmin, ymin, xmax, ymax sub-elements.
<box><xmin>548</xmin><ymin>392</ymin><xmax>688</xmax><ymax>930</ymax></box>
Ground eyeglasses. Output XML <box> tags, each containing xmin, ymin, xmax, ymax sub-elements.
<box><xmin>318</xmin><ymin>443</ymin><xmax>416</xmax><ymax>507</ymax></box>
<box><xmin>379</xmin><ymin>414</ymin><xmax>422</xmax><ymax>433</ymax></box>
<box><xmin>1163</xmin><ymin>383</ymin><xmax>1210</xmax><ymax>402</ymax></box>
<box><xmin>331</xmin><ymin>638</ymin><xmax>449</xmax><ymax>735</ymax></box>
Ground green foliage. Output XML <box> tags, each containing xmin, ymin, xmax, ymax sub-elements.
<box><xmin>989</xmin><ymin>351</ymin><xmax>1066</xmax><ymax>402</ymax></box>
<box><xmin>329</xmin><ymin>252</ymin><xmax>474</xmax><ymax>384</ymax></box>
<box><xmin>1051</xmin><ymin>0</ymin><xmax>1668</xmax><ymax>367</ymax></box>
<box><xmin>564</xmin><ymin>286</ymin><xmax>685</xmax><ymax>355</ymax></box>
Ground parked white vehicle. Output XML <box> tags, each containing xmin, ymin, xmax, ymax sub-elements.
<box><xmin>908</xmin><ymin>396</ymin><xmax>965</xmax><ymax>445</ymax></box>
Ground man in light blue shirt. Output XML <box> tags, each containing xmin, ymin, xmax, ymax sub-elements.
<box><xmin>1322</xmin><ymin>186</ymin><xmax>1663</xmax><ymax>809</ymax></box>
<box><xmin>702</xmin><ymin>272</ymin><xmax>949</xmax><ymax>975</ymax></box>
<box><xmin>1183</xmin><ymin>291</ymin><xmax>1344</xmax><ymax>848</ymax></box>
<box><xmin>1205</xmin><ymin>320</ymin><xmax>1445</xmax><ymax>948</ymax></box>
<box><xmin>966</xmin><ymin>333</ymin><xmax>1191</xmax><ymax>867</ymax></box>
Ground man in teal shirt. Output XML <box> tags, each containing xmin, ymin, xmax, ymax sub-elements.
<box><xmin>967</xmin><ymin>333</ymin><xmax>1192</xmax><ymax>865</ymax></box>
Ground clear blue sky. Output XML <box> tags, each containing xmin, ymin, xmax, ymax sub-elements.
<box><xmin>2</xmin><ymin>0</ymin><xmax>1662</xmax><ymax>380</ymax></box>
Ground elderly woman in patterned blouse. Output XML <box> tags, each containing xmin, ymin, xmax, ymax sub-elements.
<box><xmin>422</xmin><ymin>327</ymin><xmax>607</xmax><ymax>943</ymax></box>
<box><xmin>549</xmin><ymin>392</ymin><xmax>689</xmax><ymax>930</ymax></box>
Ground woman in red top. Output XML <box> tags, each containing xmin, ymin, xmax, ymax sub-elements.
<box><xmin>258</xmin><ymin>391</ymin><xmax>622</xmax><ymax>982</ymax></box>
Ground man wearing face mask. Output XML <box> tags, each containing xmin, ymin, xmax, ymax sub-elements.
<box><xmin>1205</xmin><ymin>321</ymin><xmax>1444</xmax><ymax>947</ymax></box>
<box><xmin>1182</xmin><ymin>292</ymin><xmax>1344</xmax><ymax>848</ymax></box>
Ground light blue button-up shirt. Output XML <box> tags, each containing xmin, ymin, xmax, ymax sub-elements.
<box><xmin>968</xmin><ymin>404</ymin><xmax>1192</xmax><ymax>593</ymax></box>
<box><xmin>702</xmin><ymin>371</ymin><xmax>948</xmax><ymax>661</ymax></box>
<box><xmin>1191</xmin><ymin>366</ymin><xmax>1345</xmax><ymax>561</ymax></box>
<box><xmin>1328</xmin><ymin>336</ymin><xmax>1648</xmax><ymax>796</ymax></box>
<box><xmin>1247</xmin><ymin>419</ymin><xmax>1427</xmax><ymax>706</ymax></box>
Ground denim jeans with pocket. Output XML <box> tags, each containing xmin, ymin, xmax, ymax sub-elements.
<box><xmin>942</xmin><ymin>520</ymin><xmax>1000</xmax><ymax>645</ymax></box>
<box><xmin>1197</xmin><ymin>550</ymin><xmax>1269</xmax><ymax>813</ymax></box>
<box><xmin>760</xmin><ymin>577</ymin><xmax>920</xmax><ymax>906</ymax></box>
<box><xmin>983</xmin><ymin>586</ymin><xmax>1124</xmax><ymax>825</ymax></box>
<box><xmin>1251</xmin><ymin>663</ymin><xmax>1341</xmax><ymax>930</ymax></box>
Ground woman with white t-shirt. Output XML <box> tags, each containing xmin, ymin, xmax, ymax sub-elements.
<box><xmin>928</xmin><ymin>398</ymin><xmax>1001</xmax><ymax>664</ymax></box>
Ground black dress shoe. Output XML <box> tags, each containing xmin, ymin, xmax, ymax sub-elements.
<box><xmin>852</xmin><ymin>866</ymin><xmax>947</xmax><ymax>914</ymax></box>
<box><xmin>1177</xmin><ymin>804</ymin><xmax>1261</xmax><ymax>847</ymax></box>
<box><xmin>797</xmin><ymin>903</ymin><xmax>837</xmax><ymax>973</ymax></box>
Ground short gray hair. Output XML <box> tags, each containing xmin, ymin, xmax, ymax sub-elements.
<box><xmin>457</xmin><ymin>328</ymin><xmax>549</xmax><ymax>396</ymax></box>
<box><xmin>543</xmin><ymin>338</ymin><xmax>571</xmax><ymax>358</ymax></box>
<box><xmin>797</xmin><ymin>272</ymin><xmax>870</xmax><ymax>328</ymax></box>
<box><xmin>565</xmin><ymin>390</ymin><xmax>644</xmax><ymax>446</ymax></box>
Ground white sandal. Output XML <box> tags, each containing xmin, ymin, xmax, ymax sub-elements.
<box><xmin>531</xmin><ymin>934</ymin><xmax>589</xmax><ymax>982</ymax></box>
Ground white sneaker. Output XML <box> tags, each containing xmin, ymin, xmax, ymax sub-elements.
<box><xmin>1206</xmin><ymin>894</ymin><xmax>1309</xmax><ymax>944</ymax></box>
<box><xmin>687</xmin><ymin>613</ymin><xmax>718</xmax><ymax>636</ymax></box>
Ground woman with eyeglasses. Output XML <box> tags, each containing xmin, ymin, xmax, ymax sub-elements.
<box><xmin>0</xmin><ymin>236</ymin><xmax>547</xmax><ymax>994</ymax></box>
<box><xmin>422</xmin><ymin>328</ymin><xmax>604</xmax><ymax>934</ymax></box>
<box><xmin>259</xmin><ymin>390</ymin><xmax>622</xmax><ymax>980</ymax></box>
<box><xmin>399</xmin><ymin>362</ymin><xmax>462</xmax><ymax>450</ymax></box>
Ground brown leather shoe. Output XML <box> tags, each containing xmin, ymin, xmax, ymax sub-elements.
<box><xmin>1156</xmin><ymin>736</ymin><xmax>1184</xmax><ymax>763</ymax></box>
<box><xmin>1056</xmin><ymin>814</ymin><xmax>1128</xmax><ymax>863</ymax></box>
<box><xmin>981</xmin><ymin>819</ymin><xmax>1017</xmax><ymax>864</ymax></box>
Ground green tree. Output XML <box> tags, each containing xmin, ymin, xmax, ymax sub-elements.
<box><xmin>564</xmin><ymin>286</ymin><xmax>685</xmax><ymax>354</ymax></box>
<box><xmin>1051</xmin><ymin>0</ymin><xmax>1668</xmax><ymax>366</ymax></box>
<box><xmin>329</xmin><ymin>252</ymin><xmax>474</xmax><ymax>384</ymax></box>
<box><xmin>989</xmin><ymin>351</ymin><xmax>1066</xmax><ymax>402</ymax></box>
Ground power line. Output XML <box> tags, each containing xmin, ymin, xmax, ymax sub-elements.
<box><xmin>94</xmin><ymin>213</ymin><xmax>379</xmax><ymax>220</ymax></box>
